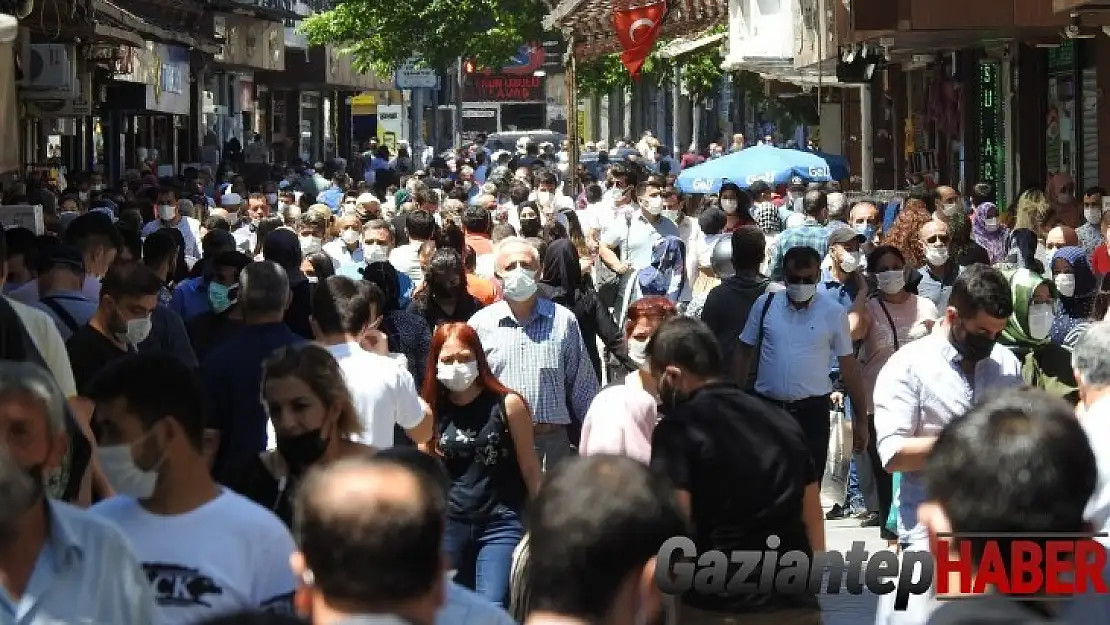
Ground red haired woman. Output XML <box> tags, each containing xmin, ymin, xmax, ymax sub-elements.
<box><xmin>421</xmin><ymin>322</ymin><xmax>541</xmax><ymax>608</ymax></box>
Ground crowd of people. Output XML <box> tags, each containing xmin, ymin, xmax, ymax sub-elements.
<box><xmin>2</xmin><ymin>133</ymin><xmax>1110</xmax><ymax>625</ymax></box>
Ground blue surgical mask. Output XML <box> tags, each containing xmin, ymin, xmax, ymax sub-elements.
<box><xmin>855</xmin><ymin>223</ymin><xmax>875</xmax><ymax>241</ymax></box>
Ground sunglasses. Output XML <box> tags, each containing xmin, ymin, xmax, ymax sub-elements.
<box><xmin>924</xmin><ymin>235</ymin><xmax>950</xmax><ymax>245</ymax></box>
<box><xmin>785</xmin><ymin>275</ymin><xmax>818</xmax><ymax>285</ymax></box>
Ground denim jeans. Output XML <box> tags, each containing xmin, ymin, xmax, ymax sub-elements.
<box><xmin>443</xmin><ymin>509</ymin><xmax>524</xmax><ymax>608</ymax></box>
<box><xmin>841</xmin><ymin>397</ymin><xmax>867</xmax><ymax>513</ymax></box>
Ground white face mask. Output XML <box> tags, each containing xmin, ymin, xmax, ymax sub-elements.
<box><xmin>91</xmin><ymin>183</ymin><xmax>104</xmax><ymax>192</ymax></box>
<box><xmin>78</xmin><ymin>191</ymin><xmax>89</xmax><ymax>201</ymax></box>
<box><xmin>1027</xmin><ymin>302</ymin><xmax>1055</xmax><ymax>340</ymax></box>
<box><xmin>876</xmin><ymin>270</ymin><xmax>905</xmax><ymax>294</ymax></box>
<box><xmin>96</xmin><ymin>437</ymin><xmax>164</xmax><ymax>498</ymax></box>
<box><xmin>501</xmin><ymin>267</ymin><xmax>538</xmax><ymax>302</ymax></box>
<box><xmin>536</xmin><ymin>191</ymin><xmax>553</xmax><ymax>206</ymax></box>
<box><xmin>983</xmin><ymin>218</ymin><xmax>999</xmax><ymax>232</ymax></box>
<box><xmin>786</xmin><ymin>282</ymin><xmax>818</xmax><ymax>303</ymax></box>
<box><xmin>838</xmin><ymin>249</ymin><xmax>861</xmax><ymax>273</ymax></box>
<box><xmin>1086</xmin><ymin>208</ymin><xmax>1103</xmax><ymax>226</ymax></box>
<box><xmin>157</xmin><ymin>204</ymin><xmax>176</xmax><ymax>220</ymax></box>
<box><xmin>643</xmin><ymin>196</ymin><xmax>663</xmax><ymax>215</ymax></box>
<box><xmin>627</xmin><ymin>338</ymin><xmax>648</xmax><ymax>367</ymax></box>
<box><xmin>720</xmin><ymin>198</ymin><xmax>739</xmax><ymax>214</ymax></box>
<box><xmin>924</xmin><ymin>246</ymin><xmax>949</xmax><ymax>267</ymax></box>
<box><xmin>266</xmin><ymin>193</ymin><xmax>278</xmax><ymax>204</ymax></box>
<box><xmin>300</xmin><ymin>235</ymin><xmax>323</xmax><ymax>255</ymax></box>
<box><xmin>437</xmin><ymin>361</ymin><xmax>479</xmax><ymax>392</ymax></box>
<box><xmin>1055</xmin><ymin>273</ymin><xmax>1076</xmax><ymax>297</ymax></box>
<box><xmin>341</xmin><ymin>229</ymin><xmax>361</xmax><ymax>246</ymax></box>
<box><xmin>365</xmin><ymin>244</ymin><xmax>389</xmax><ymax>264</ymax></box>
<box><xmin>123</xmin><ymin>315</ymin><xmax>153</xmax><ymax>344</ymax></box>
<box><xmin>941</xmin><ymin>202</ymin><xmax>960</xmax><ymax>217</ymax></box>
<box><xmin>661</xmin><ymin>209</ymin><xmax>680</xmax><ymax>223</ymax></box>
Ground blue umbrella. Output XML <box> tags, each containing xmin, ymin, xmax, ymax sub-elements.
<box><xmin>674</xmin><ymin>144</ymin><xmax>832</xmax><ymax>194</ymax></box>
<box><xmin>808</xmin><ymin>150</ymin><xmax>850</xmax><ymax>180</ymax></box>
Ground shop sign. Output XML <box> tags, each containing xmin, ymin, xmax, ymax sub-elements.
<box><xmin>977</xmin><ymin>61</ymin><xmax>1004</xmax><ymax>198</ymax></box>
<box><xmin>463</xmin><ymin>74</ymin><xmax>543</xmax><ymax>102</ymax></box>
<box><xmin>115</xmin><ymin>44</ymin><xmax>157</xmax><ymax>85</ymax></box>
<box><xmin>215</xmin><ymin>14</ymin><xmax>285</xmax><ymax>71</ymax></box>
<box><xmin>147</xmin><ymin>45</ymin><xmax>190</xmax><ymax>115</ymax></box>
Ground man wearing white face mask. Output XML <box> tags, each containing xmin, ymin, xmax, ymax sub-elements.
<box><xmin>88</xmin><ymin>354</ymin><xmax>297</xmax><ymax>623</ymax></box>
<box><xmin>140</xmin><ymin>186</ymin><xmax>202</xmax><ymax>262</ymax></box>
<box><xmin>735</xmin><ymin>246</ymin><xmax>870</xmax><ymax>483</ymax></box>
<box><xmin>909</xmin><ymin>220</ymin><xmax>960</xmax><ymax>311</ymax></box>
<box><xmin>323</xmin><ymin>213</ymin><xmax>366</xmax><ymax>277</ymax></box>
<box><xmin>64</xmin><ymin>263</ymin><xmax>160</xmax><ymax>395</ymax></box>
<box><xmin>469</xmin><ymin>237</ymin><xmax>599</xmax><ymax>470</ymax></box>
<box><xmin>598</xmin><ymin>178</ymin><xmax>679</xmax><ymax>300</ymax></box>
<box><xmin>1078</xmin><ymin>186</ymin><xmax>1106</xmax><ymax>257</ymax></box>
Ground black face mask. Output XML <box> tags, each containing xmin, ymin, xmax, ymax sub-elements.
<box><xmin>950</xmin><ymin>323</ymin><xmax>996</xmax><ymax>363</ymax></box>
<box><xmin>431</xmin><ymin>281</ymin><xmax>458</xmax><ymax>300</ymax></box>
<box><xmin>657</xmin><ymin>372</ymin><xmax>689</xmax><ymax>415</ymax></box>
<box><xmin>277</xmin><ymin>429</ymin><xmax>327</xmax><ymax>472</ymax></box>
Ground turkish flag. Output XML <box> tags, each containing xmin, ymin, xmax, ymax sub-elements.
<box><xmin>612</xmin><ymin>1</ymin><xmax>667</xmax><ymax>78</ymax></box>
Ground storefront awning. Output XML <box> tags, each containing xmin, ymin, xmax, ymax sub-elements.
<box><xmin>544</xmin><ymin>0</ymin><xmax>727</xmax><ymax>60</ymax></box>
<box><xmin>93</xmin><ymin>0</ymin><xmax>221</xmax><ymax>53</ymax></box>
<box><xmin>656</xmin><ymin>31</ymin><xmax>724</xmax><ymax>59</ymax></box>
<box><xmin>214</xmin><ymin>0</ymin><xmax>304</xmax><ymax>22</ymax></box>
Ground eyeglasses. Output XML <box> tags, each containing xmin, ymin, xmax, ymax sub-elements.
<box><xmin>784</xmin><ymin>275</ymin><xmax>818</xmax><ymax>285</ymax></box>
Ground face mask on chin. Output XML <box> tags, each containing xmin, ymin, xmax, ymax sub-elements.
<box><xmin>0</xmin><ymin>449</ymin><xmax>44</xmax><ymax>545</ymax></box>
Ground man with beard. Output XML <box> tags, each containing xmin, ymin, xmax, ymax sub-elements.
<box><xmin>65</xmin><ymin>262</ymin><xmax>162</xmax><ymax>395</ymax></box>
<box><xmin>873</xmin><ymin>263</ymin><xmax>1023</xmax><ymax>625</ymax></box>
<box><xmin>0</xmin><ymin>360</ymin><xmax>156</xmax><ymax>622</ymax></box>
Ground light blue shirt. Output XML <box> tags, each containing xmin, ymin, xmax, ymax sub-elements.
<box><xmin>739</xmin><ymin>289</ymin><xmax>853</xmax><ymax>401</ymax></box>
<box><xmin>438</xmin><ymin>582</ymin><xmax>515</xmax><ymax>625</ymax></box>
<box><xmin>0</xmin><ymin>500</ymin><xmax>157</xmax><ymax>624</ymax></box>
<box><xmin>468</xmin><ymin>298</ymin><xmax>598</xmax><ymax>425</ymax></box>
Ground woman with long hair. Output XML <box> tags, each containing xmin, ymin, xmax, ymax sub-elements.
<box><xmin>407</xmin><ymin>248</ymin><xmax>482</xmax><ymax>328</ymax></box>
<box><xmin>421</xmin><ymin>322</ymin><xmax>541</xmax><ymax>608</ymax></box>
<box><xmin>882</xmin><ymin>196</ymin><xmax>933</xmax><ymax>269</ymax></box>
<box><xmin>224</xmin><ymin>344</ymin><xmax>368</xmax><ymax>526</ymax></box>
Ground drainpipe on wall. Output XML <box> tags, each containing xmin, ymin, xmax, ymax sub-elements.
<box><xmin>0</xmin><ymin>13</ymin><xmax>19</xmax><ymax>174</ymax></box>
<box><xmin>860</xmin><ymin>83</ymin><xmax>874</xmax><ymax>191</ymax></box>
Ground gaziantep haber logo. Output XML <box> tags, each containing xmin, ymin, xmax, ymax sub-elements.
<box><xmin>656</xmin><ymin>533</ymin><xmax>1108</xmax><ymax>610</ymax></box>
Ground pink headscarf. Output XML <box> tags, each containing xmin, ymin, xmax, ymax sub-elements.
<box><xmin>579</xmin><ymin>386</ymin><xmax>658</xmax><ymax>464</ymax></box>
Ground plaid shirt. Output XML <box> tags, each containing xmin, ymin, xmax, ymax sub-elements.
<box><xmin>468</xmin><ymin>298</ymin><xmax>597</xmax><ymax>425</ymax></box>
<box><xmin>768</xmin><ymin>218</ymin><xmax>830</xmax><ymax>280</ymax></box>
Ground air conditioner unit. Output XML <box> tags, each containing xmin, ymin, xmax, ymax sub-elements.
<box><xmin>23</xmin><ymin>44</ymin><xmax>77</xmax><ymax>96</ymax></box>
<box><xmin>24</xmin><ymin>71</ymin><xmax>93</xmax><ymax>117</ymax></box>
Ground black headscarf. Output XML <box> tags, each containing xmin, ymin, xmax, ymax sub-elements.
<box><xmin>363</xmin><ymin>261</ymin><xmax>402</xmax><ymax>312</ymax></box>
<box><xmin>1002</xmin><ymin>228</ymin><xmax>1044</xmax><ymax>274</ymax></box>
<box><xmin>539</xmin><ymin>239</ymin><xmax>581</xmax><ymax>307</ymax></box>
<box><xmin>262</xmin><ymin>228</ymin><xmax>307</xmax><ymax>286</ymax></box>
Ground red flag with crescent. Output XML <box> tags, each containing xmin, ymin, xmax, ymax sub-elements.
<box><xmin>612</xmin><ymin>0</ymin><xmax>667</xmax><ymax>78</ymax></box>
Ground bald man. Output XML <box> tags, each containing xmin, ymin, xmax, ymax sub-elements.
<box><xmin>1045</xmin><ymin>225</ymin><xmax>1080</xmax><ymax>255</ymax></box>
<box><xmin>912</xmin><ymin>220</ymin><xmax>961</xmax><ymax>310</ymax></box>
<box><xmin>291</xmin><ymin>457</ymin><xmax>447</xmax><ymax>625</ymax></box>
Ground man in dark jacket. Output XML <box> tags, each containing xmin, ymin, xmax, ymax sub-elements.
<box><xmin>700</xmin><ymin>226</ymin><xmax>772</xmax><ymax>385</ymax></box>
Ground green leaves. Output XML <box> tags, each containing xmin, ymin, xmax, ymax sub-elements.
<box><xmin>300</xmin><ymin>0</ymin><xmax>547</xmax><ymax>76</ymax></box>
<box><xmin>574</xmin><ymin>28</ymin><xmax>724</xmax><ymax>102</ymax></box>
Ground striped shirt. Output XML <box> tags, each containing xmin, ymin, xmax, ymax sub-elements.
<box><xmin>468</xmin><ymin>298</ymin><xmax>597</xmax><ymax>425</ymax></box>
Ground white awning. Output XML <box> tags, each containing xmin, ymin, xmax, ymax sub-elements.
<box><xmin>657</xmin><ymin>32</ymin><xmax>725</xmax><ymax>59</ymax></box>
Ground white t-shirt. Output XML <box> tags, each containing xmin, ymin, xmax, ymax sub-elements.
<box><xmin>325</xmin><ymin>342</ymin><xmax>425</xmax><ymax>447</ymax></box>
<box><xmin>390</xmin><ymin>241</ymin><xmax>425</xmax><ymax>285</ymax></box>
<box><xmin>90</xmin><ymin>489</ymin><xmax>297</xmax><ymax>624</ymax></box>
<box><xmin>7</xmin><ymin>296</ymin><xmax>78</xmax><ymax>398</ymax></box>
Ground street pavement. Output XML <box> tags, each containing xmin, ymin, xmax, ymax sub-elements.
<box><xmin>819</xmin><ymin>513</ymin><xmax>888</xmax><ymax>624</ymax></box>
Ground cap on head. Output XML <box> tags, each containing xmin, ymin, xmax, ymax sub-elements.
<box><xmin>828</xmin><ymin>226</ymin><xmax>866</xmax><ymax>247</ymax></box>
<box><xmin>221</xmin><ymin>192</ymin><xmax>242</xmax><ymax>206</ymax></box>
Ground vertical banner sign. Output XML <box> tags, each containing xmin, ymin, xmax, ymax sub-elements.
<box><xmin>376</xmin><ymin>105</ymin><xmax>404</xmax><ymax>152</ymax></box>
<box><xmin>977</xmin><ymin>62</ymin><xmax>1004</xmax><ymax>195</ymax></box>
<box><xmin>612</xmin><ymin>0</ymin><xmax>667</xmax><ymax>78</ymax></box>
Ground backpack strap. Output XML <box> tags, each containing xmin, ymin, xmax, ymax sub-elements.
<box><xmin>39</xmin><ymin>296</ymin><xmax>82</xmax><ymax>336</ymax></box>
<box><xmin>875</xmin><ymin>297</ymin><xmax>900</xmax><ymax>351</ymax></box>
<box><xmin>750</xmin><ymin>291</ymin><xmax>776</xmax><ymax>386</ymax></box>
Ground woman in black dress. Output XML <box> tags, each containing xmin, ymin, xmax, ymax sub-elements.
<box><xmin>224</xmin><ymin>343</ymin><xmax>370</xmax><ymax>526</ymax></box>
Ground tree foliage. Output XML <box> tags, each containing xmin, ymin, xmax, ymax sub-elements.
<box><xmin>300</xmin><ymin>0</ymin><xmax>546</xmax><ymax>76</ymax></box>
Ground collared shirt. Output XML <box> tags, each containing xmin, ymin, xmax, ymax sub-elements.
<box><xmin>0</xmin><ymin>500</ymin><xmax>157</xmax><ymax>624</ymax></box>
<box><xmin>874</xmin><ymin>333</ymin><xmax>1022</xmax><ymax>544</ymax></box>
<box><xmin>601</xmin><ymin>210</ymin><xmax>680</xmax><ymax>270</ymax></box>
<box><xmin>468</xmin><ymin>298</ymin><xmax>598</xmax><ymax>425</ymax></box>
<box><xmin>1079</xmin><ymin>222</ymin><xmax>1103</xmax><ymax>258</ymax></box>
<box><xmin>767</xmin><ymin>219</ymin><xmax>829</xmax><ymax>280</ymax></box>
<box><xmin>140</xmin><ymin>216</ymin><xmax>202</xmax><ymax>261</ymax></box>
<box><xmin>323</xmin><ymin>239</ymin><xmax>366</xmax><ymax>276</ymax></box>
<box><xmin>739</xmin><ymin>289</ymin><xmax>853</xmax><ymax>401</ymax></box>
<box><xmin>171</xmin><ymin>277</ymin><xmax>214</xmax><ymax>322</ymax></box>
<box><xmin>1083</xmin><ymin>395</ymin><xmax>1110</xmax><ymax>546</ymax></box>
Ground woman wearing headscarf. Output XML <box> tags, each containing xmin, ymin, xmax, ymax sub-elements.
<box><xmin>969</xmin><ymin>201</ymin><xmax>1008</xmax><ymax>264</ymax></box>
<box><xmin>1047</xmin><ymin>172</ymin><xmax>1081</xmax><ymax>229</ymax></box>
<box><xmin>998</xmin><ymin>268</ymin><xmax>1078</xmax><ymax>404</ymax></box>
<box><xmin>537</xmin><ymin>239</ymin><xmax>630</xmax><ymax>384</ymax></box>
<box><xmin>1048</xmin><ymin>246</ymin><xmax>1098</xmax><ymax>348</ymax></box>
<box><xmin>261</xmin><ymin>228</ymin><xmax>313</xmax><ymax>340</ymax></box>
<box><xmin>997</xmin><ymin>228</ymin><xmax>1045</xmax><ymax>274</ymax></box>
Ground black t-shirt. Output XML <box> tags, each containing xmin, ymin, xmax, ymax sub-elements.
<box><xmin>66</xmin><ymin>325</ymin><xmax>132</xmax><ymax>395</ymax></box>
<box><xmin>650</xmin><ymin>381</ymin><xmax>818</xmax><ymax>613</ymax></box>
<box><xmin>927</xmin><ymin>594</ymin><xmax>1058</xmax><ymax>624</ymax></box>
<box><xmin>186</xmin><ymin>311</ymin><xmax>245</xmax><ymax>362</ymax></box>
<box><xmin>437</xmin><ymin>389</ymin><xmax>528</xmax><ymax>521</ymax></box>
